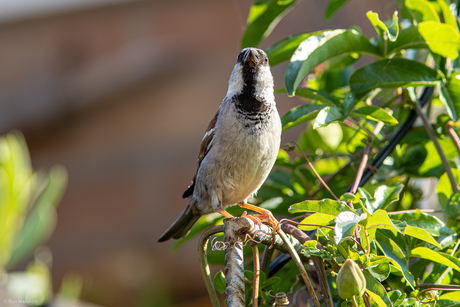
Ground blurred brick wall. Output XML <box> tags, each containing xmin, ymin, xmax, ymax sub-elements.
<box><xmin>0</xmin><ymin>0</ymin><xmax>393</xmax><ymax>306</ymax></box>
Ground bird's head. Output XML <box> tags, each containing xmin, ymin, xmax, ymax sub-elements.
<box><xmin>227</xmin><ymin>47</ymin><xmax>274</xmax><ymax>98</ymax></box>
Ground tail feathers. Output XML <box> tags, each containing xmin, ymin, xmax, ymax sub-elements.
<box><xmin>158</xmin><ymin>204</ymin><xmax>201</xmax><ymax>242</ymax></box>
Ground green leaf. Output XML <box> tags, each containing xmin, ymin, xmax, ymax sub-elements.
<box><xmin>388</xmin><ymin>290</ymin><xmax>406</xmax><ymax>307</ymax></box>
<box><xmin>403</xmin><ymin>225</ymin><xmax>442</xmax><ymax>248</ymax></box>
<box><xmin>299</xmin><ymin>212</ymin><xmax>336</xmax><ymax>231</ymax></box>
<box><xmin>241</xmin><ymin>0</ymin><xmax>299</xmax><ymax>49</ymax></box>
<box><xmin>358</xmin><ymin>183</ymin><xmax>404</xmax><ymax>213</ymax></box>
<box><xmin>437</xmin><ymin>0</ymin><xmax>459</xmax><ymax>33</ymax></box>
<box><xmin>349</xmin><ymin>58</ymin><xmax>439</xmax><ymax>93</ymax></box>
<box><xmin>334</xmin><ymin>211</ymin><xmax>366</xmax><ymax>244</ymax></box>
<box><xmin>411</xmin><ymin>247</ymin><xmax>460</xmax><ymax>272</ymax></box>
<box><xmin>390</xmin><ymin>209</ymin><xmax>455</xmax><ymax>236</ymax></box>
<box><xmin>366</xmin><ymin>256</ymin><xmax>392</xmax><ymax>282</ymax></box>
<box><xmin>364</xmin><ymin>210</ymin><xmax>399</xmax><ymax>232</ymax></box>
<box><xmin>418</xmin><ymin>138</ymin><xmax>458</xmax><ymax>176</ymax></box>
<box><xmin>289</xmin><ymin>198</ymin><xmax>353</xmax><ymax>215</ymax></box>
<box><xmin>364</xmin><ymin>271</ymin><xmax>393</xmax><ymax>307</ymax></box>
<box><xmin>285</xmin><ymin>29</ymin><xmax>379</xmax><ymax>96</ymax></box>
<box><xmin>365</xmin><ymin>288</ymin><xmax>387</xmax><ymax>307</ymax></box>
<box><xmin>7</xmin><ymin>166</ymin><xmax>67</xmax><ymax>269</ymax></box>
<box><xmin>313</xmin><ymin>106</ymin><xmax>345</xmax><ymax>129</ymax></box>
<box><xmin>441</xmin><ymin>72</ymin><xmax>460</xmax><ymax>123</ymax></box>
<box><xmin>439</xmin><ymin>82</ymin><xmax>460</xmax><ymax>122</ymax></box>
<box><xmin>404</xmin><ymin>0</ymin><xmax>440</xmax><ymax>22</ymax></box>
<box><xmin>324</xmin><ymin>0</ymin><xmax>350</xmax><ymax>20</ymax></box>
<box><xmin>367</xmin><ymin>11</ymin><xmax>399</xmax><ymax>43</ymax></box>
<box><xmin>281</xmin><ymin>104</ymin><xmax>326</xmax><ymax>131</ymax></box>
<box><xmin>437</xmin><ymin>169</ymin><xmax>460</xmax><ymax>208</ymax></box>
<box><xmin>418</xmin><ymin>21</ymin><xmax>460</xmax><ymax>59</ymax></box>
<box><xmin>213</xmin><ymin>271</ymin><xmax>226</xmax><ymax>294</ymax></box>
<box><xmin>267</xmin><ymin>33</ymin><xmax>317</xmax><ymax>66</ymax></box>
<box><xmin>375</xmin><ymin>232</ymin><xmax>415</xmax><ymax>289</ymax></box>
<box><xmin>351</xmin><ymin>106</ymin><xmax>398</xmax><ymax>125</ymax></box>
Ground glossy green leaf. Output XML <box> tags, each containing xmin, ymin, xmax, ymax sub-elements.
<box><xmin>267</xmin><ymin>33</ymin><xmax>317</xmax><ymax>66</ymax></box>
<box><xmin>289</xmin><ymin>198</ymin><xmax>353</xmax><ymax>215</ymax></box>
<box><xmin>313</xmin><ymin>106</ymin><xmax>345</xmax><ymax>129</ymax></box>
<box><xmin>418</xmin><ymin>21</ymin><xmax>460</xmax><ymax>59</ymax></box>
<box><xmin>351</xmin><ymin>106</ymin><xmax>398</xmax><ymax>125</ymax></box>
<box><xmin>334</xmin><ymin>211</ymin><xmax>366</xmax><ymax>244</ymax></box>
<box><xmin>364</xmin><ymin>271</ymin><xmax>393</xmax><ymax>307</ymax></box>
<box><xmin>403</xmin><ymin>225</ymin><xmax>442</xmax><ymax>248</ymax></box>
<box><xmin>213</xmin><ymin>271</ymin><xmax>226</xmax><ymax>294</ymax></box>
<box><xmin>241</xmin><ymin>0</ymin><xmax>299</xmax><ymax>48</ymax></box>
<box><xmin>276</xmin><ymin>87</ymin><xmax>340</xmax><ymax>106</ymax></box>
<box><xmin>410</xmin><ymin>247</ymin><xmax>460</xmax><ymax>272</ymax></box>
<box><xmin>358</xmin><ymin>183</ymin><xmax>404</xmax><ymax>213</ymax></box>
<box><xmin>376</xmin><ymin>232</ymin><xmax>415</xmax><ymax>289</ymax></box>
<box><xmin>285</xmin><ymin>29</ymin><xmax>379</xmax><ymax>96</ymax></box>
<box><xmin>299</xmin><ymin>212</ymin><xmax>336</xmax><ymax>231</ymax></box>
<box><xmin>367</xmin><ymin>11</ymin><xmax>399</xmax><ymax>43</ymax></box>
<box><xmin>349</xmin><ymin>58</ymin><xmax>439</xmax><ymax>93</ymax></box>
<box><xmin>324</xmin><ymin>0</ymin><xmax>350</xmax><ymax>20</ymax></box>
<box><xmin>281</xmin><ymin>104</ymin><xmax>326</xmax><ymax>131</ymax></box>
<box><xmin>389</xmin><ymin>209</ymin><xmax>455</xmax><ymax>236</ymax></box>
<box><xmin>404</xmin><ymin>0</ymin><xmax>439</xmax><ymax>22</ymax></box>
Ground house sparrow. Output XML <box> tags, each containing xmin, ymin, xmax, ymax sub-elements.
<box><xmin>158</xmin><ymin>48</ymin><xmax>281</xmax><ymax>242</ymax></box>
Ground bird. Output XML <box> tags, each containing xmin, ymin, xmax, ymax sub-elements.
<box><xmin>158</xmin><ymin>47</ymin><xmax>281</xmax><ymax>242</ymax></box>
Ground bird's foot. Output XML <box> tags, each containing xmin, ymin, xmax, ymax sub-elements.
<box><xmin>238</xmin><ymin>203</ymin><xmax>280</xmax><ymax>248</ymax></box>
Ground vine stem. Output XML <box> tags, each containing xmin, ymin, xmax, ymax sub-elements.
<box><xmin>291</xmin><ymin>141</ymin><xmax>339</xmax><ymax>201</ymax></box>
<box><xmin>412</xmin><ymin>102</ymin><xmax>458</xmax><ymax>193</ymax></box>
<box><xmin>349</xmin><ymin>121</ymin><xmax>384</xmax><ymax>194</ymax></box>
<box><xmin>251</xmin><ymin>243</ymin><xmax>260</xmax><ymax>307</ymax></box>
<box><xmin>199</xmin><ymin>225</ymin><xmax>225</xmax><ymax>307</ymax></box>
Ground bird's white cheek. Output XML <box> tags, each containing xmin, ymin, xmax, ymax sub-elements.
<box><xmin>226</xmin><ymin>64</ymin><xmax>244</xmax><ymax>97</ymax></box>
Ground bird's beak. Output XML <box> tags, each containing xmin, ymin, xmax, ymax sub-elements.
<box><xmin>243</xmin><ymin>48</ymin><xmax>258</xmax><ymax>67</ymax></box>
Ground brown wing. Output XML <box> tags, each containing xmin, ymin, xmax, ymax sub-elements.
<box><xmin>182</xmin><ymin>111</ymin><xmax>219</xmax><ymax>198</ymax></box>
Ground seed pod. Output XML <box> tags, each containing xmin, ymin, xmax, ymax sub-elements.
<box><xmin>336</xmin><ymin>259</ymin><xmax>366</xmax><ymax>299</ymax></box>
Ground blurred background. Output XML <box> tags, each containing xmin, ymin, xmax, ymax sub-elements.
<box><xmin>0</xmin><ymin>0</ymin><xmax>393</xmax><ymax>306</ymax></box>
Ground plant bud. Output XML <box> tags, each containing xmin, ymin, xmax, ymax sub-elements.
<box><xmin>336</xmin><ymin>259</ymin><xmax>366</xmax><ymax>299</ymax></box>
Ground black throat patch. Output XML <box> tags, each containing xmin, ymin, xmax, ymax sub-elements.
<box><xmin>233</xmin><ymin>66</ymin><xmax>270</xmax><ymax>116</ymax></box>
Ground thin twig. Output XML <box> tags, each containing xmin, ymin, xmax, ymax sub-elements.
<box><xmin>291</xmin><ymin>141</ymin><xmax>339</xmax><ymax>201</ymax></box>
<box><xmin>199</xmin><ymin>225</ymin><xmax>225</xmax><ymax>307</ymax></box>
<box><xmin>251</xmin><ymin>244</ymin><xmax>260</xmax><ymax>307</ymax></box>
<box><xmin>349</xmin><ymin>122</ymin><xmax>385</xmax><ymax>194</ymax></box>
<box><xmin>446</xmin><ymin>123</ymin><xmax>460</xmax><ymax>157</ymax></box>
<box><xmin>412</xmin><ymin>102</ymin><xmax>458</xmax><ymax>193</ymax></box>
<box><xmin>261</xmin><ymin>245</ymin><xmax>273</xmax><ymax>275</ymax></box>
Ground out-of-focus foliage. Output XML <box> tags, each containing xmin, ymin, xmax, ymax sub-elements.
<box><xmin>0</xmin><ymin>131</ymin><xmax>67</xmax><ymax>306</ymax></box>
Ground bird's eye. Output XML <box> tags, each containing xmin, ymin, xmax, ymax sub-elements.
<box><xmin>265</xmin><ymin>57</ymin><xmax>268</xmax><ymax>62</ymax></box>
<box><xmin>237</xmin><ymin>54</ymin><xmax>241</xmax><ymax>60</ymax></box>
